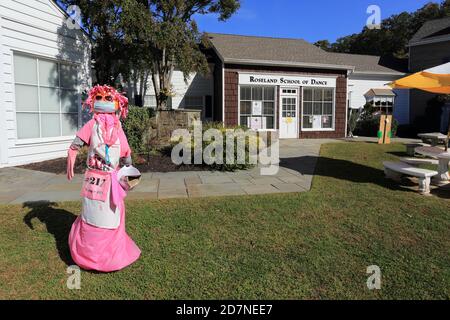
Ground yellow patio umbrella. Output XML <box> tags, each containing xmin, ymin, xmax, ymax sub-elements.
<box><xmin>388</xmin><ymin>62</ymin><xmax>450</xmax><ymax>94</ymax></box>
<box><xmin>389</xmin><ymin>62</ymin><xmax>450</xmax><ymax>150</ymax></box>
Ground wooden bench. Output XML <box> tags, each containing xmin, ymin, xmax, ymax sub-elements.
<box><xmin>383</xmin><ymin>161</ymin><xmax>438</xmax><ymax>195</ymax></box>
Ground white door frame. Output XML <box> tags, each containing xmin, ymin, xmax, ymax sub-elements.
<box><xmin>279</xmin><ymin>87</ymin><xmax>299</xmax><ymax>139</ymax></box>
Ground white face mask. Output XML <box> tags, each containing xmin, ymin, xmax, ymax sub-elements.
<box><xmin>94</xmin><ymin>101</ymin><xmax>116</xmax><ymax>113</ymax></box>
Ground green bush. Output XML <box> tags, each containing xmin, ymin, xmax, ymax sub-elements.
<box><xmin>121</xmin><ymin>105</ymin><xmax>154</xmax><ymax>154</ymax></box>
<box><xmin>353</xmin><ymin>102</ymin><xmax>398</xmax><ymax>137</ymax></box>
<box><xmin>355</xmin><ymin>114</ymin><xmax>398</xmax><ymax>137</ymax></box>
<box><xmin>347</xmin><ymin>109</ymin><xmax>361</xmax><ymax>137</ymax></box>
<box><xmin>171</xmin><ymin>122</ymin><xmax>264</xmax><ymax>171</ymax></box>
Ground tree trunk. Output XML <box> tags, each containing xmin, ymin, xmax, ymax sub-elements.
<box><xmin>132</xmin><ymin>70</ymin><xmax>139</xmax><ymax>106</ymax></box>
<box><xmin>141</xmin><ymin>70</ymin><xmax>150</xmax><ymax>104</ymax></box>
<box><xmin>151</xmin><ymin>71</ymin><xmax>161</xmax><ymax>110</ymax></box>
<box><xmin>152</xmin><ymin>47</ymin><xmax>175</xmax><ymax>111</ymax></box>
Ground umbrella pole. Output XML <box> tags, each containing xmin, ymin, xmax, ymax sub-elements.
<box><xmin>446</xmin><ymin>102</ymin><xmax>450</xmax><ymax>152</ymax></box>
<box><xmin>447</xmin><ymin>121</ymin><xmax>450</xmax><ymax>152</ymax></box>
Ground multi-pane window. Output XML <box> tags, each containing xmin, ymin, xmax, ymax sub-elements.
<box><xmin>282</xmin><ymin>89</ymin><xmax>297</xmax><ymax>94</ymax></box>
<box><xmin>367</xmin><ymin>96</ymin><xmax>394</xmax><ymax>113</ymax></box>
<box><xmin>302</xmin><ymin>88</ymin><xmax>334</xmax><ymax>129</ymax></box>
<box><xmin>282</xmin><ymin>97</ymin><xmax>297</xmax><ymax>118</ymax></box>
<box><xmin>240</xmin><ymin>86</ymin><xmax>275</xmax><ymax>129</ymax></box>
<box><xmin>14</xmin><ymin>54</ymin><xmax>79</xmax><ymax>139</ymax></box>
<box><xmin>144</xmin><ymin>95</ymin><xmax>157</xmax><ymax>108</ymax></box>
<box><xmin>144</xmin><ymin>95</ymin><xmax>172</xmax><ymax>109</ymax></box>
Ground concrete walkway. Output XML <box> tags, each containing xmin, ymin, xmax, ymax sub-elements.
<box><xmin>3</xmin><ymin>137</ymin><xmax>421</xmax><ymax>204</ymax></box>
<box><xmin>0</xmin><ymin>139</ymin><xmax>336</xmax><ymax>204</ymax></box>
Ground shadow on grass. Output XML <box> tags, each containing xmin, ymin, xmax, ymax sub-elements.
<box><xmin>431</xmin><ymin>184</ymin><xmax>450</xmax><ymax>199</ymax></box>
<box><xmin>280</xmin><ymin>155</ymin><xmax>419</xmax><ymax>193</ymax></box>
<box><xmin>387</xmin><ymin>151</ymin><xmax>409</xmax><ymax>158</ymax></box>
<box><xmin>23</xmin><ymin>201</ymin><xmax>76</xmax><ymax>266</ymax></box>
<box><xmin>343</xmin><ymin>139</ymin><xmax>379</xmax><ymax>145</ymax></box>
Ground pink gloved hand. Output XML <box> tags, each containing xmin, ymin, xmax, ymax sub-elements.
<box><xmin>67</xmin><ymin>148</ymin><xmax>78</xmax><ymax>181</ymax></box>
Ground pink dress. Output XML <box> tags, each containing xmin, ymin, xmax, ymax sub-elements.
<box><xmin>68</xmin><ymin>119</ymin><xmax>141</xmax><ymax>272</ymax></box>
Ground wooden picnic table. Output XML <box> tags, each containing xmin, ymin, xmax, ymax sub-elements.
<box><xmin>415</xmin><ymin>146</ymin><xmax>450</xmax><ymax>184</ymax></box>
<box><xmin>418</xmin><ymin>132</ymin><xmax>449</xmax><ymax>148</ymax></box>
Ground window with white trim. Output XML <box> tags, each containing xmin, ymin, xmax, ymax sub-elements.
<box><xmin>13</xmin><ymin>54</ymin><xmax>79</xmax><ymax>139</ymax></box>
<box><xmin>240</xmin><ymin>86</ymin><xmax>275</xmax><ymax>129</ymax></box>
<box><xmin>302</xmin><ymin>88</ymin><xmax>334</xmax><ymax>130</ymax></box>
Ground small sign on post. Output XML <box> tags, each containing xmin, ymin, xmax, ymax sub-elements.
<box><xmin>378</xmin><ymin>115</ymin><xmax>393</xmax><ymax>144</ymax></box>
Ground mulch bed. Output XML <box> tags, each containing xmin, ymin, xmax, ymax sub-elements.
<box><xmin>19</xmin><ymin>154</ymin><xmax>207</xmax><ymax>174</ymax></box>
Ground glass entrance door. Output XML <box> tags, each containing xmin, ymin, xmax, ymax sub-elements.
<box><xmin>279</xmin><ymin>90</ymin><xmax>298</xmax><ymax>139</ymax></box>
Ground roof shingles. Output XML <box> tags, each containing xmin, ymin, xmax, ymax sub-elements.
<box><xmin>410</xmin><ymin>17</ymin><xmax>450</xmax><ymax>43</ymax></box>
<box><xmin>207</xmin><ymin>33</ymin><xmax>405</xmax><ymax>75</ymax></box>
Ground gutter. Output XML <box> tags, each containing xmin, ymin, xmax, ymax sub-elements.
<box><xmin>351</xmin><ymin>71</ymin><xmax>407</xmax><ymax>76</ymax></box>
<box><xmin>345</xmin><ymin>69</ymin><xmax>349</xmax><ymax>138</ymax></box>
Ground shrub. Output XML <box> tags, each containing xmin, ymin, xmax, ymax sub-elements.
<box><xmin>121</xmin><ymin>105</ymin><xmax>155</xmax><ymax>154</ymax></box>
<box><xmin>171</xmin><ymin>122</ymin><xmax>264</xmax><ymax>171</ymax></box>
<box><xmin>355</xmin><ymin>114</ymin><xmax>398</xmax><ymax>137</ymax></box>
<box><xmin>353</xmin><ymin>102</ymin><xmax>398</xmax><ymax>137</ymax></box>
<box><xmin>347</xmin><ymin>108</ymin><xmax>361</xmax><ymax>137</ymax></box>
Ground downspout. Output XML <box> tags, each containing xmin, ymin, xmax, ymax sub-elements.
<box><xmin>344</xmin><ymin>69</ymin><xmax>350</xmax><ymax>138</ymax></box>
<box><xmin>222</xmin><ymin>62</ymin><xmax>225</xmax><ymax>125</ymax></box>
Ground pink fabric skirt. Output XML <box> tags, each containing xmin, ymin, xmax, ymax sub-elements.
<box><xmin>68</xmin><ymin>201</ymin><xmax>141</xmax><ymax>272</ymax></box>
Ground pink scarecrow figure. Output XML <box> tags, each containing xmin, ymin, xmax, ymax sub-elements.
<box><xmin>66</xmin><ymin>85</ymin><xmax>141</xmax><ymax>272</ymax></box>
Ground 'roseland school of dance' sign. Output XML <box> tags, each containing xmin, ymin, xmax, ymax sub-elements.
<box><xmin>239</xmin><ymin>73</ymin><xmax>337</xmax><ymax>87</ymax></box>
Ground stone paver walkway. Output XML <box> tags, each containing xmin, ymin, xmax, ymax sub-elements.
<box><xmin>3</xmin><ymin>137</ymin><xmax>413</xmax><ymax>204</ymax></box>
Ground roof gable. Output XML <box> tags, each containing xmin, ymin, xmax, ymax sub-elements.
<box><xmin>411</xmin><ymin>17</ymin><xmax>450</xmax><ymax>44</ymax></box>
<box><xmin>364</xmin><ymin>88</ymin><xmax>396</xmax><ymax>98</ymax></box>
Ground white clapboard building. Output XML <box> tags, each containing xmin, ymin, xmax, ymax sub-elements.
<box><xmin>0</xmin><ymin>0</ymin><xmax>91</xmax><ymax>168</ymax></box>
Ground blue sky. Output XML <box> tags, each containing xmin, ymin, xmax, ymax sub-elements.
<box><xmin>195</xmin><ymin>0</ymin><xmax>435</xmax><ymax>42</ymax></box>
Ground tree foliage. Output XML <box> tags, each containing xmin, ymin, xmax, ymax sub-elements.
<box><xmin>58</xmin><ymin>0</ymin><xmax>240</xmax><ymax>108</ymax></box>
<box><xmin>134</xmin><ymin>0</ymin><xmax>240</xmax><ymax>110</ymax></box>
<box><xmin>315</xmin><ymin>0</ymin><xmax>450</xmax><ymax>58</ymax></box>
<box><xmin>57</xmin><ymin>1</ymin><xmax>131</xmax><ymax>85</ymax></box>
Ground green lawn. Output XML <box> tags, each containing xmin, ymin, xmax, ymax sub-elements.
<box><xmin>1</xmin><ymin>142</ymin><xmax>449</xmax><ymax>299</ymax></box>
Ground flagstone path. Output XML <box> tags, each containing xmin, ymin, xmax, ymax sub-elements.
<box><xmin>0</xmin><ymin>138</ymin><xmax>420</xmax><ymax>204</ymax></box>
